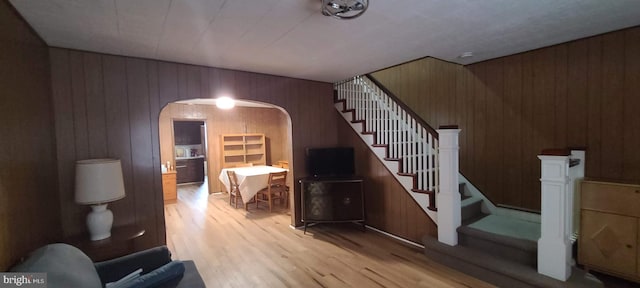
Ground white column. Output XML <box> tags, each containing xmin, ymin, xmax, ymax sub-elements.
<box><xmin>437</xmin><ymin>128</ymin><xmax>461</xmax><ymax>246</ymax></box>
<box><xmin>537</xmin><ymin>154</ymin><xmax>572</xmax><ymax>281</ymax></box>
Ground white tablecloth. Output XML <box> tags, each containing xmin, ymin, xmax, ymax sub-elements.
<box><xmin>218</xmin><ymin>166</ymin><xmax>288</xmax><ymax>204</ymax></box>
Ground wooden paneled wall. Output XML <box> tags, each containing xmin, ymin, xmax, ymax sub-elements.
<box><xmin>0</xmin><ymin>0</ymin><xmax>61</xmax><ymax>270</ymax></box>
<box><xmin>159</xmin><ymin>103</ymin><xmax>291</xmax><ymax>194</ymax></box>
<box><xmin>49</xmin><ymin>47</ymin><xmax>336</xmax><ymax>250</ymax></box>
<box><xmin>337</xmin><ymin>118</ymin><xmax>437</xmax><ymax>243</ymax></box>
<box><xmin>372</xmin><ymin>26</ymin><xmax>640</xmax><ymax>211</ymax></box>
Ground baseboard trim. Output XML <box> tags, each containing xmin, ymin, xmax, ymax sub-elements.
<box><xmin>293</xmin><ymin>222</ymin><xmax>426</xmax><ymax>249</ymax></box>
<box><xmin>365</xmin><ymin>225</ymin><xmax>425</xmax><ymax>249</ymax></box>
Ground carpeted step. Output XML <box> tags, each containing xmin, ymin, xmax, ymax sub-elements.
<box><xmin>461</xmin><ymin>196</ymin><xmax>483</xmax><ymax>222</ymax></box>
<box><xmin>422</xmin><ymin>235</ymin><xmax>603</xmax><ymax>288</ymax></box>
<box><xmin>458</xmin><ymin>215</ymin><xmax>540</xmax><ymax>267</ymax></box>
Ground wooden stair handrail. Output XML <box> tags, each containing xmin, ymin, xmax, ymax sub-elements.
<box><xmin>540</xmin><ymin>147</ymin><xmax>586</xmax><ymax>167</ymax></box>
<box><xmin>365</xmin><ymin>74</ymin><xmax>439</xmax><ymax>139</ymax></box>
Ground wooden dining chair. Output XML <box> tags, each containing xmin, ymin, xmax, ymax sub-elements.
<box><xmin>227</xmin><ymin>170</ymin><xmax>243</xmax><ymax>209</ymax></box>
<box><xmin>277</xmin><ymin>160</ymin><xmax>289</xmax><ymax>169</ymax></box>
<box><xmin>255</xmin><ymin>171</ymin><xmax>288</xmax><ymax>212</ymax></box>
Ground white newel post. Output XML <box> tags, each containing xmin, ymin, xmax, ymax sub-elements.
<box><xmin>437</xmin><ymin>128</ymin><xmax>461</xmax><ymax>246</ymax></box>
<box><xmin>569</xmin><ymin>150</ymin><xmax>586</xmax><ymax>241</ymax></box>
<box><xmin>537</xmin><ymin>153</ymin><xmax>572</xmax><ymax>281</ymax></box>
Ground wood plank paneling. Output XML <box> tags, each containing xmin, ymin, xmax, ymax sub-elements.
<box><xmin>158</xmin><ymin>62</ymin><xmax>179</xmax><ymax>106</ymax></box>
<box><xmin>102</xmin><ymin>55</ymin><xmax>135</xmax><ymax>235</ymax></box>
<box><xmin>49</xmin><ymin>48</ymin><xmax>336</xmax><ymax>250</ymax></box>
<box><xmin>464</xmin><ymin>65</ymin><xmax>475</xmax><ymax>184</ymax></box>
<box><xmin>520</xmin><ymin>52</ymin><xmax>536</xmax><ymax>210</ymax></box>
<box><xmin>530</xmin><ymin>48</ymin><xmax>555</xmax><ymax>211</ymax></box>
<box><xmin>146</xmin><ymin>61</ymin><xmax>166</xmax><ymax>243</ymax></box>
<box><xmin>0</xmin><ymin>0</ymin><xmax>61</xmax><ymax>270</ymax></box>
<box><xmin>472</xmin><ymin>64</ymin><xmax>487</xmax><ymax>193</ymax></box>
<box><xmin>554</xmin><ymin>44</ymin><xmax>568</xmax><ymax>147</ymax></box>
<box><xmin>372</xmin><ymin>26</ymin><xmax>640</xmax><ymax>210</ymax></box>
<box><xmin>484</xmin><ymin>59</ymin><xmax>504</xmax><ymax>202</ymax></box>
<box><xmin>83</xmin><ymin>53</ymin><xmax>108</xmax><ymax>158</ymax></box>
<box><xmin>126</xmin><ymin>58</ymin><xmax>158</xmax><ymax>249</ymax></box>
<box><xmin>69</xmin><ymin>51</ymin><xmax>89</xmax><ymax>160</ymax></box>
<box><xmin>600</xmin><ymin>32</ymin><xmax>625</xmax><ymax>180</ymax></box>
<box><xmin>586</xmin><ymin>36</ymin><xmax>603</xmax><ymax>179</ymax></box>
<box><xmin>502</xmin><ymin>55</ymin><xmax>523</xmax><ymax>207</ymax></box>
<box><xmin>50</xmin><ymin>47</ymin><xmax>76</xmax><ymax>239</ymax></box>
<box><xmin>623</xmin><ymin>29</ymin><xmax>640</xmax><ymax>182</ymax></box>
<box><xmin>566</xmin><ymin>40</ymin><xmax>589</xmax><ymax>147</ymax></box>
<box><xmin>455</xmin><ymin>65</ymin><xmax>469</xmax><ymax>175</ymax></box>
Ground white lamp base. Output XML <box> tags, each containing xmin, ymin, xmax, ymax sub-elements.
<box><xmin>87</xmin><ymin>204</ymin><xmax>113</xmax><ymax>241</ymax></box>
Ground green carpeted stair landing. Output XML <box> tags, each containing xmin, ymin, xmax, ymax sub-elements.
<box><xmin>422</xmin><ymin>183</ymin><xmax>603</xmax><ymax>287</ymax></box>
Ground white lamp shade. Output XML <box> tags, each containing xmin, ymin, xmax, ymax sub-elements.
<box><xmin>75</xmin><ymin>159</ymin><xmax>126</xmax><ymax>204</ymax></box>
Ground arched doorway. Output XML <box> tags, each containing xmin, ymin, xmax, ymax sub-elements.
<box><xmin>158</xmin><ymin>98</ymin><xmax>294</xmax><ymax>217</ymax></box>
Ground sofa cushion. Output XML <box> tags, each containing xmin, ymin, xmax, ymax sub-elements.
<box><xmin>114</xmin><ymin>261</ymin><xmax>185</xmax><ymax>288</ymax></box>
<box><xmin>166</xmin><ymin>261</ymin><xmax>205</xmax><ymax>288</ymax></box>
<box><xmin>95</xmin><ymin>245</ymin><xmax>172</xmax><ymax>283</ymax></box>
<box><xmin>10</xmin><ymin>243</ymin><xmax>102</xmax><ymax>288</ymax></box>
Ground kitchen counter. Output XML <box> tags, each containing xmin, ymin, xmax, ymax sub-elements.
<box><xmin>175</xmin><ymin>155</ymin><xmax>205</xmax><ymax>160</ymax></box>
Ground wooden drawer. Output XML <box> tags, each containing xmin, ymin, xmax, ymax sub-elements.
<box><xmin>162</xmin><ymin>172</ymin><xmax>177</xmax><ymax>201</ymax></box>
<box><xmin>581</xmin><ymin>181</ymin><xmax>640</xmax><ymax>217</ymax></box>
<box><xmin>580</xmin><ymin>210</ymin><xmax>637</xmax><ymax>276</ymax></box>
<box><xmin>162</xmin><ymin>176</ymin><xmax>176</xmax><ymax>187</ymax></box>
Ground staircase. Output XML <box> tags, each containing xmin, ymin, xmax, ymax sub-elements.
<box><xmin>334</xmin><ymin>75</ymin><xmax>439</xmax><ymax>221</ymax></box>
<box><xmin>334</xmin><ymin>75</ymin><xmax>602</xmax><ymax>287</ymax></box>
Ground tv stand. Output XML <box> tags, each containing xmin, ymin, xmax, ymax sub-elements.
<box><xmin>299</xmin><ymin>176</ymin><xmax>365</xmax><ymax>233</ymax></box>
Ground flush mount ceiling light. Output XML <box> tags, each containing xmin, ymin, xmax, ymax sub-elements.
<box><xmin>216</xmin><ymin>96</ymin><xmax>235</xmax><ymax>110</ymax></box>
<box><xmin>458</xmin><ymin>52</ymin><xmax>474</xmax><ymax>59</ymax></box>
<box><xmin>322</xmin><ymin>0</ymin><xmax>369</xmax><ymax>20</ymax></box>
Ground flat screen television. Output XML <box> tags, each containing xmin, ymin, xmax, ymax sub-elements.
<box><xmin>306</xmin><ymin>147</ymin><xmax>355</xmax><ymax>178</ymax></box>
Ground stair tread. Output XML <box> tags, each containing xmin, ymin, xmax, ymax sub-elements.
<box><xmin>461</xmin><ymin>196</ymin><xmax>482</xmax><ymax>206</ymax></box>
<box><xmin>465</xmin><ymin>214</ymin><xmax>540</xmax><ymax>243</ymax></box>
<box><xmin>422</xmin><ymin>236</ymin><xmax>603</xmax><ymax>288</ymax></box>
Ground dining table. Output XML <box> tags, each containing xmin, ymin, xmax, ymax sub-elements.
<box><xmin>218</xmin><ymin>165</ymin><xmax>289</xmax><ymax>204</ymax></box>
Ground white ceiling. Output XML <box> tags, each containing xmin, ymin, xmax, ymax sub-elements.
<box><xmin>10</xmin><ymin>0</ymin><xmax>640</xmax><ymax>83</ymax></box>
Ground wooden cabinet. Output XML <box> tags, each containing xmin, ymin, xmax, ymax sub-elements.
<box><xmin>174</xmin><ymin>121</ymin><xmax>202</xmax><ymax>145</ymax></box>
<box><xmin>300</xmin><ymin>177</ymin><xmax>365</xmax><ymax>233</ymax></box>
<box><xmin>175</xmin><ymin>157</ymin><xmax>204</xmax><ymax>184</ymax></box>
<box><xmin>579</xmin><ymin>180</ymin><xmax>640</xmax><ymax>283</ymax></box>
<box><xmin>220</xmin><ymin>133</ymin><xmax>266</xmax><ymax>168</ymax></box>
<box><xmin>162</xmin><ymin>171</ymin><xmax>177</xmax><ymax>201</ymax></box>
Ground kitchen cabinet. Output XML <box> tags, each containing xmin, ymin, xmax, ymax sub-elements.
<box><xmin>579</xmin><ymin>180</ymin><xmax>640</xmax><ymax>283</ymax></box>
<box><xmin>162</xmin><ymin>171</ymin><xmax>177</xmax><ymax>201</ymax></box>
<box><xmin>174</xmin><ymin>121</ymin><xmax>202</xmax><ymax>145</ymax></box>
<box><xmin>176</xmin><ymin>157</ymin><xmax>205</xmax><ymax>184</ymax></box>
<box><xmin>220</xmin><ymin>133</ymin><xmax>266</xmax><ymax>168</ymax></box>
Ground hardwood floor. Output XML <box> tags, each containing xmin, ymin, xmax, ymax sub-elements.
<box><xmin>165</xmin><ymin>183</ymin><xmax>495</xmax><ymax>288</ymax></box>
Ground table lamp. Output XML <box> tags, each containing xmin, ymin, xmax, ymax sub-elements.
<box><xmin>75</xmin><ymin>159</ymin><xmax>126</xmax><ymax>241</ymax></box>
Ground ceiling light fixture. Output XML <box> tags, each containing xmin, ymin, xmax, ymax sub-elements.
<box><xmin>458</xmin><ymin>52</ymin><xmax>474</xmax><ymax>59</ymax></box>
<box><xmin>322</xmin><ymin>0</ymin><xmax>369</xmax><ymax>20</ymax></box>
<box><xmin>216</xmin><ymin>96</ymin><xmax>235</xmax><ymax>110</ymax></box>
